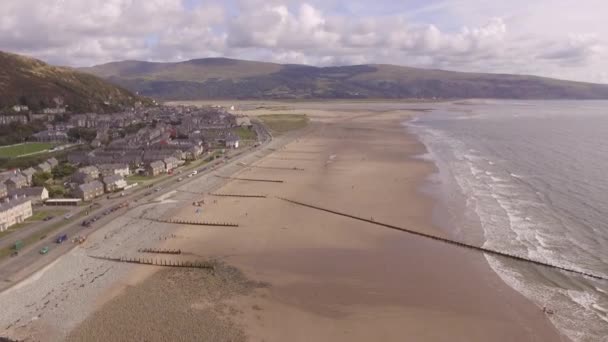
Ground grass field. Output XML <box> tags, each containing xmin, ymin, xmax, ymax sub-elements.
<box><xmin>126</xmin><ymin>174</ymin><xmax>154</xmax><ymax>184</ymax></box>
<box><xmin>258</xmin><ymin>114</ymin><xmax>309</xmax><ymax>135</ymax></box>
<box><xmin>234</xmin><ymin>127</ymin><xmax>257</xmax><ymax>140</ymax></box>
<box><xmin>27</xmin><ymin>209</ymin><xmax>68</xmax><ymax>222</ymax></box>
<box><xmin>0</xmin><ymin>142</ymin><xmax>55</xmax><ymax>158</ymax></box>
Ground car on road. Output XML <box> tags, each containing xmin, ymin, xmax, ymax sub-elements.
<box><xmin>56</xmin><ymin>234</ymin><xmax>68</xmax><ymax>244</ymax></box>
<box><xmin>177</xmin><ymin>177</ymin><xmax>184</xmax><ymax>182</ymax></box>
<box><xmin>64</xmin><ymin>213</ymin><xmax>73</xmax><ymax>220</ymax></box>
<box><xmin>39</xmin><ymin>247</ymin><xmax>49</xmax><ymax>255</ymax></box>
<box><xmin>13</xmin><ymin>240</ymin><xmax>23</xmax><ymax>251</ymax></box>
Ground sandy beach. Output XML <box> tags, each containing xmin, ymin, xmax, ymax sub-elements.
<box><xmin>62</xmin><ymin>105</ymin><xmax>568</xmax><ymax>342</ymax></box>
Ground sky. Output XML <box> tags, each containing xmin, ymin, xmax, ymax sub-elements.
<box><xmin>1</xmin><ymin>0</ymin><xmax>607</xmax><ymax>83</ymax></box>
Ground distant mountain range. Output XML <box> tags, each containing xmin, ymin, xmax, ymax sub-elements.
<box><xmin>0</xmin><ymin>51</ymin><xmax>149</xmax><ymax>113</ymax></box>
<box><xmin>80</xmin><ymin>57</ymin><xmax>608</xmax><ymax>100</ymax></box>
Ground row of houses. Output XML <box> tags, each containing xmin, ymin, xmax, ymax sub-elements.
<box><xmin>0</xmin><ymin>182</ymin><xmax>49</xmax><ymax>205</ymax></box>
<box><xmin>74</xmin><ymin>175</ymin><xmax>128</xmax><ymax>201</ymax></box>
<box><xmin>67</xmin><ymin>141</ymin><xmax>201</xmax><ymax>168</ymax></box>
<box><xmin>0</xmin><ymin>157</ymin><xmax>59</xmax><ymax>193</ymax></box>
<box><xmin>70</xmin><ymin>164</ymin><xmax>131</xmax><ymax>201</ymax></box>
<box><xmin>146</xmin><ymin>157</ymin><xmax>181</xmax><ymax>176</ymax></box>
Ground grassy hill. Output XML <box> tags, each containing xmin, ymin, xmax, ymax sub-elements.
<box><xmin>0</xmin><ymin>51</ymin><xmax>151</xmax><ymax>113</ymax></box>
<box><xmin>81</xmin><ymin>58</ymin><xmax>608</xmax><ymax>100</ymax></box>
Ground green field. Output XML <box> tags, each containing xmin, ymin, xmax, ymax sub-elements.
<box><xmin>234</xmin><ymin>127</ymin><xmax>257</xmax><ymax>140</ymax></box>
<box><xmin>126</xmin><ymin>174</ymin><xmax>154</xmax><ymax>184</ymax></box>
<box><xmin>258</xmin><ymin>114</ymin><xmax>309</xmax><ymax>135</ymax></box>
<box><xmin>27</xmin><ymin>209</ymin><xmax>68</xmax><ymax>222</ymax></box>
<box><xmin>0</xmin><ymin>142</ymin><xmax>55</xmax><ymax>158</ymax></box>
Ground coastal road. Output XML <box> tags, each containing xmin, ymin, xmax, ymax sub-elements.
<box><xmin>0</xmin><ymin>206</ymin><xmax>82</xmax><ymax>251</ymax></box>
<box><xmin>0</xmin><ymin>121</ymin><xmax>277</xmax><ymax>292</ymax></box>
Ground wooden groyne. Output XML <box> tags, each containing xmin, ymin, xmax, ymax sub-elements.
<box><xmin>277</xmin><ymin>197</ymin><xmax>608</xmax><ymax>281</ymax></box>
<box><xmin>157</xmin><ymin>218</ymin><xmax>239</xmax><ymax>227</ymax></box>
<box><xmin>267</xmin><ymin>157</ymin><xmax>316</xmax><ymax>161</ymax></box>
<box><xmin>138</xmin><ymin>248</ymin><xmax>182</xmax><ymax>255</ymax></box>
<box><xmin>215</xmin><ymin>175</ymin><xmax>284</xmax><ymax>183</ymax></box>
<box><xmin>238</xmin><ymin>162</ymin><xmax>304</xmax><ymax>171</ymax></box>
<box><xmin>210</xmin><ymin>193</ymin><xmax>267</xmax><ymax>198</ymax></box>
<box><xmin>89</xmin><ymin>255</ymin><xmax>215</xmax><ymax>270</ymax></box>
<box><xmin>277</xmin><ymin>150</ymin><xmax>320</xmax><ymax>154</ymax></box>
<box><xmin>177</xmin><ymin>189</ymin><xmax>205</xmax><ymax>195</ymax></box>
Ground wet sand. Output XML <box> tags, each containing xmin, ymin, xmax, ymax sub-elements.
<box><xmin>67</xmin><ymin>107</ymin><xmax>568</xmax><ymax>341</ymax></box>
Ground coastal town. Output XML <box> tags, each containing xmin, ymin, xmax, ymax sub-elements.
<box><xmin>0</xmin><ymin>104</ymin><xmax>258</xmax><ymax>234</ymax></box>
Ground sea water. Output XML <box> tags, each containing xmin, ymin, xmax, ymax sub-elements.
<box><xmin>409</xmin><ymin>100</ymin><xmax>608</xmax><ymax>342</ymax></box>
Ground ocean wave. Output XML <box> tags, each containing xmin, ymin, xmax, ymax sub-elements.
<box><xmin>409</xmin><ymin>103</ymin><xmax>608</xmax><ymax>341</ymax></box>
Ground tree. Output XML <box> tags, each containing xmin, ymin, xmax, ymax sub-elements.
<box><xmin>48</xmin><ymin>185</ymin><xmax>66</xmax><ymax>198</ymax></box>
<box><xmin>67</xmin><ymin>127</ymin><xmax>97</xmax><ymax>143</ymax></box>
<box><xmin>52</xmin><ymin>163</ymin><xmax>76</xmax><ymax>179</ymax></box>
<box><xmin>0</xmin><ymin>121</ymin><xmax>46</xmax><ymax>146</ymax></box>
<box><xmin>32</xmin><ymin>171</ymin><xmax>52</xmax><ymax>187</ymax></box>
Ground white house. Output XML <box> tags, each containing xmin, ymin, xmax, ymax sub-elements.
<box><xmin>225</xmin><ymin>136</ymin><xmax>239</xmax><ymax>149</ymax></box>
<box><xmin>0</xmin><ymin>197</ymin><xmax>33</xmax><ymax>232</ymax></box>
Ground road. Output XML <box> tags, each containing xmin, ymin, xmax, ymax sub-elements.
<box><xmin>0</xmin><ymin>207</ymin><xmax>81</xmax><ymax>251</ymax></box>
<box><xmin>0</xmin><ymin>121</ymin><xmax>277</xmax><ymax>292</ymax></box>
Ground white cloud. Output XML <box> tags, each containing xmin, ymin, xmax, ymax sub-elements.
<box><xmin>0</xmin><ymin>0</ymin><xmax>606</xmax><ymax>83</ymax></box>
<box><xmin>539</xmin><ymin>34</ymin><xmax>603</xmax><ymax>66</ymax></box>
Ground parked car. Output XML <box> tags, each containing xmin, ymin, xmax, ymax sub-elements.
<box><xmin>56</xmin><ymin>234</ymin><xmax>68</xmax><ymax>244</ymax></box>
<box><xmin>43</xmin><ymin>215</ymin><xmax>54</xmax><ymax>221</ymax></box>
<box><xmin>39</xmin><ymin>247</ymin><xmax>49</xmax><ymax>255</ymax></box>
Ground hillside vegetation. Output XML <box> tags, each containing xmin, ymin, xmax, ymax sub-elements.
<box><xmin>81</xmin><ymin>58</ymin><xmax>608</xmax><ymax>100</ymax></box>
<box><xmin>0</xmin><ymin>51</ymin><xmax>150</xmax><ymax>113</ymax></box>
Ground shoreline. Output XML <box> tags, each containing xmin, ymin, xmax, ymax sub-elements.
<box><xmin>63</xmin><ymin>107</ymin><xmax>567</xmax><ymax>341</ymax></box>
<box><xmin>405</xmin><ymin>112</ymin><xmax>577</xmax><ymax>341</ymax></box>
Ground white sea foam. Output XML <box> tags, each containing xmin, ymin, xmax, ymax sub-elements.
<box><xmin>409</xmin><ymin>103</ymin><xmax>608</xmax><ymax>342</ymax></box>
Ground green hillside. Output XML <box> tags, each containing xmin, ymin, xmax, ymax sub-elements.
<box><xmin>81</xmin><ymin>58</ymin><xmax>608</xmax><ymax>100</ymax></box>
<box><xmin>0</xmin><ymin>51</ymin><xmax>151</xmax><ymax>113</ymax></box>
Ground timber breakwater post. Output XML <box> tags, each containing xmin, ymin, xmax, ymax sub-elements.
<box><xmin>277</xmin><ymin>197</ymin><xmax>608</xmax><ymax>281</ymax></box>
<box><xmin>138</xmin><ymin>248</ymin><xmax>182</xmax><ymax>255</ymax></box>
<box><xmin>210</xmin><ymin>193</ymin><xmax>267</xmax><ymax>198</ymax></box>
<box><xmin>151</xmin><ymin>218</ymin><xmax>239</xmax><ymax>227</ymax></box>
<box><xmin>215</xmin><ymin>175</ymin><xmax>284</xmax><ymax>183</ymax></box>
<box><xmin>88</xmin><ymin>255</ymin><xmax>215</xmax><ymax>270</ymax></box>
<box><xmin>237</xmin><ymin>162</ymin><xmax>305</xmax><ymax>171</ymax></box>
